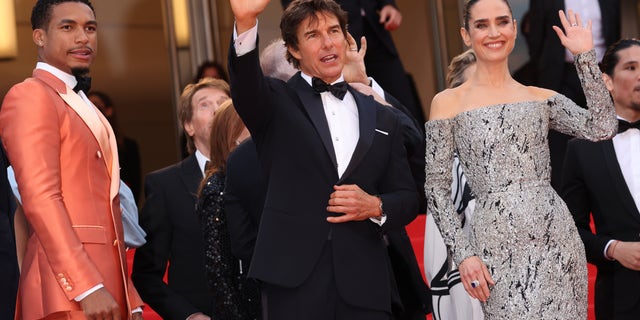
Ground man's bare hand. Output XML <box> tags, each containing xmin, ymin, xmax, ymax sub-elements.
<box><xmin>611</xmin><ymin>241</ymin><xmax>640</xmax><ymax>271</ymax></box>
<box><xmin>379</xmin><ymin>5</ymin><xmax>402</xmax><ymax>31</ymax></box>
<box><xmin>230</xmin><ymin>0</ymin><xmax>271</xmax><ymax>33</ymax></box>
<box><xmin>349</xmin><ymin>83</ymin><xmax>391</xmax><ymax>107</ymax></box>
<box><xmin>79</xmin><ymin>287</ymin><xmax>120</xmax><ymax>320</ymax></box>
<box><xmin>343</xmin><ymin>33</ymin><xmax>369</xmax><ymax>84</ymax></box>
<box><xmin>326</xmin><ymin>185</ymin><xmax>381</xmax><ymax>223</ymax></box>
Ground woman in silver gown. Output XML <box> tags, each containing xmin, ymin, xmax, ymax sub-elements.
<box><xmin>424</xmin><ymin>0</ymin><xmax>617</xmax><ymax>318</ymax></box>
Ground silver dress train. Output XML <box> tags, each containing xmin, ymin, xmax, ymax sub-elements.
<box><xmin>424</xmin><ymin>50</ymin><xmax>617</xmax><ymax>319</ymax></box>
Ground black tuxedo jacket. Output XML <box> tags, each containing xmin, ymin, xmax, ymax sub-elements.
<box><xmin>132</xmin><ymin>154</ymin><xmax>214</xmax><ymax>319</ymax></box>
<box><xmin>228</xmin><ymin>40</ymin><xmax>418</xmax><ymax>312</ymax></box>
<box><xmin>529</xmin><ymin>0</ymin><xmax>620</xmax><ymax>91</ymax></box>
<box><xmin>225</xmin><ymin>138</ymin><xmax>264</xmax><ymax>264</ymax></box>
<box><xmin>561</xmin><ymin>138</ymin><xmax>640</xmax><ymax>319</ymax></box>
<box><xmin>0</xmin><ymin>142</ymin><xmax>17</xmax><ymax>320</ymax></box>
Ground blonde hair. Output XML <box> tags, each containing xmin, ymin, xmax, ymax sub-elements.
<box><xmin>446</xmin><ymin>49</ymin><xmax>477</xmax><ymax>88</ymax></box>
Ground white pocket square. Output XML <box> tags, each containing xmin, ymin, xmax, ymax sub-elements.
<box><xmin>375</xmin><ymin>129</ymin><xmax>389</xmax><ymax>135</ymax></box>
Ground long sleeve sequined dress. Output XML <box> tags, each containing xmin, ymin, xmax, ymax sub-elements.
<box><xmin>424</xmin><ymin>50</ymin><xmax>617</xmax><ymax>318</ymax></box>
<box><xmin>197</xmin><ymin>171</ymin><xmax>261</xmax><ymax>320</ymax></box>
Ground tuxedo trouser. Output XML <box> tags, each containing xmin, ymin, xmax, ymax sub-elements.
<box><xmin>261</xmin><ymin>240</ymin><xmax>391</xmax><ymax>320</ymax></box>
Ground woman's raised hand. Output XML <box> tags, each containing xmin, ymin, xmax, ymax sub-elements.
<box><xmin>552</xmin><ymin>9</ymin><xmax>594</xmax><ymax>56</ymax></box>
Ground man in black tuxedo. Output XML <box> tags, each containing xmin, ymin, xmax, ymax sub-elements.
<box><xmin>528</xmin><ymin>0</ymin><xmax>620</xmax><ymax>191</ymax></box>
<box><xmin>228</xmin><ymin>0</ymin><xmax>418</xmax><ymax>318</ymax></box>
<box><xmin>132</xmin><ymin>78</ymin><xmax>231</xmax><ymax>320</ymax></box>
<box><xmin>281</xmin><ymin>0</ymin><xmax>424</xmax><ymax>123</ymax></box>
<box><xmin>226</xmin><ymin>39</ymin><xmax>429</xmax><ymax>319</ymax></box>
<box><xmin>0</xmin><ymin>142</ymin><xmax>18</xmax><ymax>320</ymax></box>
<box><xmin>561</xmin><ymin>39</ymin><xmax>640</xmax><ymax>320</ymax></box>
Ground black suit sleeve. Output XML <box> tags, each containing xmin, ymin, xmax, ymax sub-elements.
<box><xmin>561</xmin><ymin>139</ymin><xmax>611</xmax><ymax>265</ymax></box>
<box><xmin>132</xmin><ymin>175</ymin><xmax>200</xmax><ymax>319</ymax></box>
<box><xmin>0</xmin><ymin>142</ymin><xmax>18</xmax><ymax>319</ymax></box>
<box><xmin>224</xmin><ymin>142</ymin><xmax>263</xmax><ymax>263</ymax></box>
<box><xmin>384</xmin><ymin>93</ymin><xmax>426</xmax><ymax>213</ymax></box>
<box><xmin>527</xmin><ymin>0</ymin><xmax>545</xmax><ymax>61</ymax></box>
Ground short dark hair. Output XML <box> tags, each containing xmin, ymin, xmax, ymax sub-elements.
<box><xmin>280</xmin><ymin>0</ymin><xmax>348</xmax><ymax>69</ymax></box>
<box><xmin>194</xmin><ymin>60</ymin><xmax>229</xmax><ymax>83</ymax></box>
<box><xmin>31</xmin><ymin>0</ymin><xmax>95</xmax><ymax>30</ymax></box>
<box><xmin>463</xmin><ymin>0</ymin><xmax>513</xmax><ymax>31</ymax></box>
<box><xmin>600</xmin><ymin>39</ymin><xmax>640</xmax><ymax>76</ymax></box>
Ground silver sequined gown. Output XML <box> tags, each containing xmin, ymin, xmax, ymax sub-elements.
<box><xmin>424</xmin><ymin>50</ymin><xmax>617</xmax><ymax>319</ymax></box>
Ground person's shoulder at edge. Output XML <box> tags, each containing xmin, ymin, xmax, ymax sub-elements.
<box><xmin>428</xmin><ymin>87</ymin><xmax>463</xmax><ymax>121</ymax></box>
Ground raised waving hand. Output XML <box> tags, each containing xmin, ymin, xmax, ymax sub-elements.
<box><xmin>230</xmin><ymin>0</ymin><xmax>271</xmax><ymax>33</ymax></box>
<box><xmin>553</xmin><ymin>9</ymin><xmax>594</xmax><ymax>56</ymax></box>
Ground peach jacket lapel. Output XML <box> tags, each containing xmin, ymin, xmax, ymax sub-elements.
<box><xmin>34</xmin><ymin>70</ymin><xmax>120</xmax><ymax>201</ymax></box>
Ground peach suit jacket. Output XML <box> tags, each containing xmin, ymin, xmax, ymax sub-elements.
<box><xmin>0</xmin><ymin>69</ymin><xmax>142</xmax><ymax>319</ymax></box>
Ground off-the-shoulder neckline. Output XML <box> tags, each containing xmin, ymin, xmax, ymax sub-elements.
<box><xmin>427</xmin><ymin>93</ymin><xmax>561</xmax><ymax>123</ymax></box>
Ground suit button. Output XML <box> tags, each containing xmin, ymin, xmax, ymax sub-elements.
<box><xmin>57</xmin><ymin>273</ymin><xmax>64</xmax><ymax>278</ymax></box>
<box><xmin>113</xmin><ymin>239</ymin><xmax>118</xmax><ymax>246</ymax></box>
<box><xmin>97</xmin><ymin>150</ymin><xmax>102</xmax><ymax>159</ymax></box>
<box><xmin>65</xmin><ymin>286</ymin><xmax>73</xmax><ymax>291</ymax></box>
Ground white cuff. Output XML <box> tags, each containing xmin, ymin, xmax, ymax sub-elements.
<box><xmin>369</xmin><ymin>215</ymin><xmax>387</xmax><ymax>226</ymax></box>
<box><xmin>74</xmin><ymin>284</ymin><xmax>104</xmax><ymax>301</ymax></box>
<box><xmin>369</xmin><ymin>77</ymin><xmax>385</xmax><ymax>100</ymax></box>
<box><xmin>604</xmin><ymin>239</ymin><xmax>616</xmax><ymax>260</ymax></box>
<box><xmin>233</xmin><ymin>21</ymin><xmax>259</xmax><ymax>56</ymax></box>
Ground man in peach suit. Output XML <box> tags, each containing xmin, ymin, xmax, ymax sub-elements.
<box><xmin>0</xmin><ymin>1</ymin><xmax>143</xmax><ymax>319</ymax></box>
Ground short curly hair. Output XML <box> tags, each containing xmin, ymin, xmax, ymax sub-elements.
<box><xmin>31</xmin><ymin>0</ymin><xmax>95</xmax><ymax>30</ymax></box>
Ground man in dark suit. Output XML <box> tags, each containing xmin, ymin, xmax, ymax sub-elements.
<box><xmin>281</xmin><ymin>0</ymin><xmax>424</xmax><ymax>123</ymax></box>
<box><xmin>132</xmin><ymin>78</ymin><xmax>231</xmax><ymax>320</ymax></box>
<box><xmin>0</xmin><ymin>142</ymin><xmax>18</xmax><ymax>320</ymax></box>
<box><xmin>528</xmin><ymin>0</ymin><xmax>620</xmax><ymax>191</ymax></box>
<box><xmin>226</xmin><ymin>41</ymin><xmax>430</xmax><ymax>319</ymax></box>
<box><xmin>228</xmin><ymin>0</ymin><xmax>418</xmax><ymax>318</ymax></box>
<box><xmin>561</xmin><ymin>39</ymin><xmax>640</xmax><ymax>320</ymax></box>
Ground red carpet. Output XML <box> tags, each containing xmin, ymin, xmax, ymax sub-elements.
<box><xmin>127</xmin><ymin>214</ymin><xmax>597</xmax><ymax>319</ymax></box>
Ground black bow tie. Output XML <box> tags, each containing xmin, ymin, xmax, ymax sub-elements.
<box><xmin>73</xmin><ymin>76</ymin><xmax>91</xmax><ymax>93</ymax></box>
<box><xmin>312</xmin><ymin>77</ymin><xmax>348</xmax><ymax>100</ymax></box>
<box><xmin>618</xmin><ymin>119</ymin><xmax>640</xmax><ymax>133</ymax></box>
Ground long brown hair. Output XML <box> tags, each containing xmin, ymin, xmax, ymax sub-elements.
<box><xmin>198</xmin><ymin>99</ymin><xmax>247</xmax><ymax>194</ymax></box>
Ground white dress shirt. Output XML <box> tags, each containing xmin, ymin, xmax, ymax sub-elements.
<box><xmin>603</xmin><ymin>116</ymin><xmax>640</xmax><ymax>259</ymax></box>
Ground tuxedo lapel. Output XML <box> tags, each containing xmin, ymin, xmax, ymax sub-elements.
<box><xmin>34</xmin><ymin>70</ymin><xmax>113</xmax><ymax>176</ymax></box>
<box><xmin>601</xmin><ymin>141</ymin><xmax>640</xmax><ymax>223</ymax></box>
<box><xmin>338</xmin><ymin>88</ymin><xmax>375</xmax><ymax>183</ymax></box>
<box><xmin>289</xmin><ymin>74</ymin><xmax>338</xmax><ymax>169</ymax></box>
<box><xmin>179</xmin><ymin>154</ymin><xmax>203</xmax><ymax>198</ymax></box>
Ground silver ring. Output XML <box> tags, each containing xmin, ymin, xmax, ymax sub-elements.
<box><xmin>350</xmin><ymin>48</ymin><xmax>358</xmax><ymax>51</ymax></box>
<box><xmin>470</xmin><ymin>280</ymin><xmax>480</xmax><ymax>288</ymax></box>
<box><xmin>571</xmin><ymin>23</ymin><xmax>578</xmax><ymax>27</ymax></box>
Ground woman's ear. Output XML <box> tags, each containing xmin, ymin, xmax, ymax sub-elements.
<box><xmin>461</xmin><ymin>27</ymin><xmax>471</xmax><ymax>47</ymax></box>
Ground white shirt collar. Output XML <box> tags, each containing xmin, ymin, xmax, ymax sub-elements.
<box><xmin>36</xmin><ymin>62</ymin><xmax>77</xmax><ymax>89</ymax></box>
<box><xmin>300</xmin><ymin>72</ymin><xmax>345</xmax><ymax>87</ymax></box>
<box><xmin>194</xmin><ymin>149</ymin><xmax>210</xmax><ymax>176</ymax></box>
